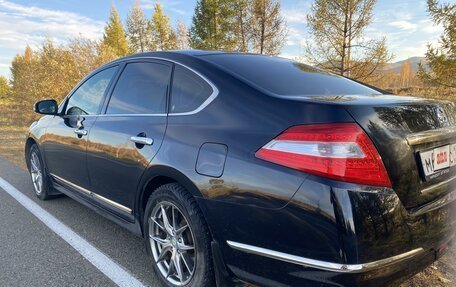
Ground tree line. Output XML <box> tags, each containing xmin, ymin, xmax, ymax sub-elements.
<box><xmin>0</xmin><ymin>0</ymin><xmax>454</xmax><ymax>102</ymax></box>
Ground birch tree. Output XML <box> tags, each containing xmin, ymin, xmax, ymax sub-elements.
<box><xmin>126</xmin><ymin>1</ymin><xmax>151</xmax><ymax>53</ymax></box>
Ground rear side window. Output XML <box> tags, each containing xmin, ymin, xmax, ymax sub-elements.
<box><xmin>202</xmin><ymin>54</ymin><xmax>381</xmax><ymax>96</ymax></box>
<box><xmin>170</xmin><ymin>65</ymin><xmax>213</xmax><ymax>113</ymax></box>
<box><xmin>106</xmin><ymin>62</ymin><xmax>171</xmax><ymax>114</ymax></box>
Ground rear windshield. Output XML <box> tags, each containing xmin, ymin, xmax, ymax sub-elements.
<box><xmin>202</xmin><ymin>54</ymin><xmax>381</xmax><ymax>96</ymax></box>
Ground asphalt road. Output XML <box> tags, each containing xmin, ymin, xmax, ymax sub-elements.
<box><xmin>0</xmin><ymin>157</ymin><xmax>160</xmax><ymax>287</ymax></box>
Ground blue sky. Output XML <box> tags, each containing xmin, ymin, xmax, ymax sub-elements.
<box><xmin>0</xmin><ymin>0</ymin><xmax>452</xmax><ymax>78</ymax></box>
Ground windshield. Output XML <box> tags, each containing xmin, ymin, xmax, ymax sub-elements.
<box><xmin>202</xmin><ymin>54</ymin><xmax>381</xmax><ymax>96</ymax></box>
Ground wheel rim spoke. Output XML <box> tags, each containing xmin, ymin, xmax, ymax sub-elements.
<box><xmin>180</xmin><ymin>252</ymin><xmax>194</xmax><ymax>273</ymax></box>
<box><xmin>151</xmin><ymin>217</ymin><xmax>165</xmax><ymax>232</ymax></box>
<box><xmin>172</xmin><ymin>206</ymin><xmax>177</xmax><ymax>231</ymax></box>
<box><xmin>166</xmin><ymin>250</ymin><xmax>176</xmax><ymax>278</ymax></box>
<box><xmin>175</xmin><ymin>224</ymin><xmax>188</xmax><ymax>236</ymax></box>
<box><xmin>161</xmin><ymin>205</ymin><xmax>174</xmax><ymax>236</ymax></box>
<box><xmin>179</xmin><ymin>243</ymin><xmax>194</xmax><ymax>251</ymax></box>
<box><xmin>156</xmin><ymin>245</ymin><xmax>172</xmax><ymax>263</ymax></box>
<box><xmin>150</xmin><ymin>235</ymin><xmax>170</xmax><ymax>246</ymax></box>
<box><xmin>174</xmin><ymin>252</ymin><xmax>184</xmax><ymax>283</ymax></box>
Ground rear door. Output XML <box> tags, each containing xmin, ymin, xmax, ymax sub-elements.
<box><xmin>43</xmin><ymin>66</ymin><xmax>118</xmax><ymax>192</ymax></box>
<box><xmin>86</xmin><ymin>60</ymin><xmax>171</xmax><ymax>216</ymax></box>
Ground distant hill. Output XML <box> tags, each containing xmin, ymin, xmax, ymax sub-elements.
<box><xmin>384</xmin><ymin>57</ymin><xmax>426</xmax><ymax>73</ymax></box>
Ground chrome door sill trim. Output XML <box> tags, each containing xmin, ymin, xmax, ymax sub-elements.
<box><xmin>50</xmin><ymin>173</ymin><xmax>132</xmax><ymax>214</ymax></box>
<box><xmin>92</xmin><ymin>193</ymin><xmax>132</xmax><ymax>214</ymax></box>
<box><xmin>51</xmin><ymin>173</ymin><xmax>91</xmax><ymax>195</ymax></box>
<box><xmin>226</xmin><ymin>241</ymin><xmax>424</xmax><ymax>273</ymax></box>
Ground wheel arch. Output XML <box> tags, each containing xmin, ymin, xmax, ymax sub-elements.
<box><xmin>136</xmin><ymin>165</ymin><xmax>205</xmax><ymax>235</ymax></box>
<box><xmin>24</xmin><ymin>136</ymin><xmax>38</xmax><ymax>170</ymax></box>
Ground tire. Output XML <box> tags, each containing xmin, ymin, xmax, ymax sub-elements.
<box><xmin>144</xmin><ymin>183</ymin><xmax>215</xmax><ymax>287</ymax></box>
<box><xmin>27</xmin><ymin>144</ymin><xmax>53</xmax><ymax>200</ymax></box>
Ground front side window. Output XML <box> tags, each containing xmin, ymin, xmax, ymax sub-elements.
<box><xmin>170</xmin><ymin>65</ymin><xmax>213</xmax><ymax>114</ymax></box>
<box><xmin>106</xmin><ymin>62</ymin><xmax>171</xmax><ymax>114</ymax></box>
<box><xmin>66</xmin><ymin>66</ymin><xmax>117</xmax><ymax>116</ymax></box>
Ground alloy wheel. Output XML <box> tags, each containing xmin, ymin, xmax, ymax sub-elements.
<box><xmin>149</xmin><ymin>201</ymin><xmax>196</xmax><ymax>286</ymax></box>
<box><xmin>30</xmin><ymin>150</ymin><xmax>43</xmax><ymax>195</ymax></box>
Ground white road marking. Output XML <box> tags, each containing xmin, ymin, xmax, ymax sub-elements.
<box><xmin>0</xmin><ymin>176</ymin><xmax>146</xmax><ymax>287</ymax></box>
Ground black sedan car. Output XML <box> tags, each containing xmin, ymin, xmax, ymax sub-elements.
<box><xmin>26</xmin><ymin>50</ymin><xmax>455</xmax><ymax>287</ymax></box>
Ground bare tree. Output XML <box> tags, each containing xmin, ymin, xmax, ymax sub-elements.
<box><xmin>234</xmin><ymin>0</ymin><xmax>251</xmax><ymax>52</ymax></box>
<box><xmin>249</xmin><ymin>0</ymin><xmax>287</xmax><ymax>55</ymax></box>
<box><xmin>305</xmin><ymin>0</ymin><xmax>392</xmax><ymax>81</ymax></box>
<box><xmin>176</xmin><ymin>21</ymin><xmax>190</xmax><ymax>50</ymax></box>
<box><xmin>400</xmin><ymin>60</ymin><xmax>412</xmax><ymax>88</ymax></box>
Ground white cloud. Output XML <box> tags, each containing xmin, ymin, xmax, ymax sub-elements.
<box><xmin>0</xmin><ymin>0</ymin><xmax>103</xmax><ymax>50</ymax></box>
<box><xmin>286</xmin><ymin>26</ymin><xmax>309</xmax><ymax>46</ymax></box>
<box><xmin>282</xmin><ymin>10</ymin><xmax>308</xmax><ymax>24</ymax></box>
<box><xmin>420</xmin><ymin>19</ymin><xmax>444</xmax><ymax>34</ymax></box>
<box><xmin>388</xmin><ymin>20</ymin><xmax>417</xmax><ymax>31</ymax></box>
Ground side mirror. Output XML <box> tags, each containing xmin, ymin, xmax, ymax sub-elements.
<box><xmin>34</xmin><ymin>99</ymin><xmax>58</xmax><ymax>115</ymax></box>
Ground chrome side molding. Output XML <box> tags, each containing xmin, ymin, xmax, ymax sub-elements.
<box><xmin>51</xmin><ymin>173</ymin><xmax>91</xmax><ymax>195</ymax></box>
<box><xmin>406</xmin><ymin>126</ymin><xmax>456</xmax><ymax>146</ymax></box>
<box><xmin>50</xmin><ymin>173</ymin><xmax>132</xmax><ymax>214</ymax></box>
<box><xmin>226</xmin><ymin>241</ymin><xmax>424</xmax><ymax>273</ymax></box>
<box><xmin>92</xmin><ymin>193</ymin><xmax>132</xmax><ymax>213</ymax></box>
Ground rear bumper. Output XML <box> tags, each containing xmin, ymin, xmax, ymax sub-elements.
<box><xmin>197</xmin><ymin>175</ymin><xmax>456</xmax><ymax>287</ymax></box>
<box><xmin>226</xmin><ymin>241</ymin><xmax>425</xmax><ymax>274</ymax></box>
<box><xmin>224</xmin><ymin>240</ymin><xmax>446</xmax><ymax>287</ymax></box>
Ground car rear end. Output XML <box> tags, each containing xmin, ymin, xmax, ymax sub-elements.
<box><xmin>250</xmin><ymin>101</ymin><xmax>454</xmax><ymax>286</ymax></box>
<box><xmin>342</xmin><ymin>97</ymin><xmax>456</xmax><ymax>285</ymax></box>
<box><xmin>216</xmin><ymin>97</ymin><xmax>456</xmax><ymax>287</ymax></box>
<box><xmin>197</xmin><ymin>54</ymin><xmax>455</xmax><ymax>286</ymax></box>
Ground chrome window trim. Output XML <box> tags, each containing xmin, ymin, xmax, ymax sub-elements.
<box><xmin>122</xmin><ymin>56</ymin><xmax>219</xmax><ymax>117</ymax></box>
<box><xmin>50</xmin><ymin>173</ymin><xmax>132</xmax><ymax>214</ymax></box>
<box><xmin>57</xmin><ymin>56</ymin><xmax>219</xmax><ymax>118</ymax></box>
<box><xmin>226</xmin><ymin>241</ymin><xmax>424</xmax><ymax>273</ymax></box>
<box><xmin>97</xmin><ymin>114</ymin><xmax>167</xmax><ymax>117</ymax></box>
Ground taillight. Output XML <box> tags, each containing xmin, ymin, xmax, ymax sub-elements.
<box><xmin>255</xmin><ymin>123</ymin><xmax>392</xmax><ymax>187</ymax></box>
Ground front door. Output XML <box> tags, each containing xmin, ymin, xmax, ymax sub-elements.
<box><xmin>42</xmin><ymin>66</ymin><xmax>118</xmax><ymax>192</ymax></box>
<box><xmin>87</xmin><ymin>60</ymin><xmax>171</xmax><ymax>214</ymax></box>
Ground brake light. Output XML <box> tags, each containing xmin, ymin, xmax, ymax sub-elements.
<box><xmin>255</xmin><ymin>123</ymin><xmax>392</xmax><ymax>187</ymax></box>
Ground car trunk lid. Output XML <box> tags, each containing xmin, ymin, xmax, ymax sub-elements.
<box><xmin>344</xmin><ymin>96</ymin><xmax>456</xmax><ymax>208</ymax></box>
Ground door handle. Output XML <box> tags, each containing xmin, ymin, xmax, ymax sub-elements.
<box><xmin>74</xmin><ymin>129</ymin><xmax>88</xmax><ymax>136</ymax></box>
<box><xmin>130</xmin><ymin>136</ymin><xmax>153</xmax><ymax>145</ymax></box>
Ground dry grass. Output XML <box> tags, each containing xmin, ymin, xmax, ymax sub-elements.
<box><xmin>0</xmin><ymin>99</ymin><xmax>36</xmax><ymax>169</ymax></box>
<box><xmin>0</xmin><ymin>92</ymin><xmax>455</xmax><ymax>286</ymax></box>
<box><xmin>392</xmin><ymin>86</ymin><xmax>456</xmax><ymax>102</ymax></box>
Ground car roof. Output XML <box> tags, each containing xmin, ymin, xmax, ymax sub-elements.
<box><xmin>109</xmin><ymin>50</ymin><xmax>273</xmax><ymax>64</ymax></box>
